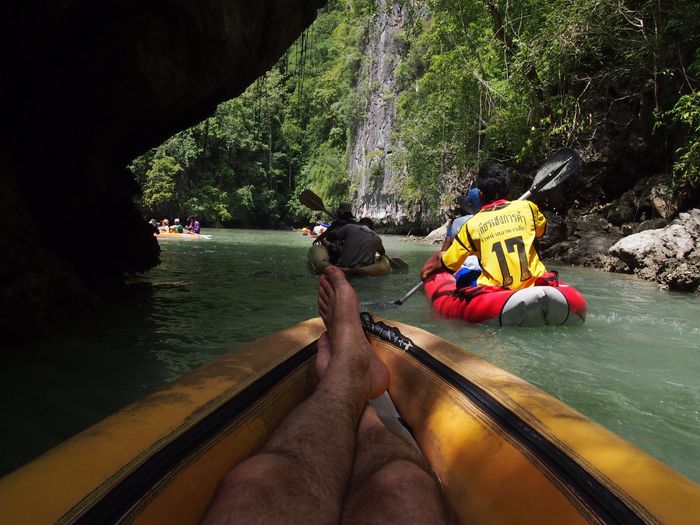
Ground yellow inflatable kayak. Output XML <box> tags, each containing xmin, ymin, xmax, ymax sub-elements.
<box><xmin>308</xmin><ymin>244</ymin><xmax>391</xmax><ymax>276</ymax></box>
<box><xmin>154</xmin><ymin>232</ymin><xmax>211</xmax><ymax>239</ymax></box>
<box><xmin>1</xmin><ymin>317</ymin><xmax>698</xmax><ymax>524</ymax></box>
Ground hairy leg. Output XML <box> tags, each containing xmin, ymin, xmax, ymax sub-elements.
<box><xmin>204</xmin><ymin>266</ymin><xmax>389</xmax><ymax>525</ymax></box>
<box><xmin>341</xmin><ymin>405</ymin><xmax>452</xmax><ymax>525</ymax></box>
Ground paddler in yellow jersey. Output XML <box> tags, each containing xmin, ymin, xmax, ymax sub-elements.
<box><xmin>420</xmin><ymin>163</ymin><xmax>547</xmax><ymax>291</ymax></box>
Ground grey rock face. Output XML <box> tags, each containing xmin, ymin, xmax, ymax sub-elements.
<box><xmin>609</xmin><ymin>209</ymin><xmax>700</xmax><ymax>291</ymax></box>
<box><xmin>348</xmin><ymin>0</ymin><xmax>409</xmax><ymax>229</ymax></box>
<box><xmin>423</xmin><ymin>221</ymin><xmax>450</xmax><ymax>245</ymax></box>
<box><xmin>543</xmin><ymin>210</ymin><xmax>624</xmax><ymax>268</ymax></box>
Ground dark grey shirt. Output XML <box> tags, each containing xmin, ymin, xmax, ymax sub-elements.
<box><xmin>328</xmin><ymin>224</ymin><xmax>385</xmax><ymax>268</ymax></box>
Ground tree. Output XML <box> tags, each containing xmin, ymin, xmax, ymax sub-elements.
<box><xmin>141</xmin><ymin>156</ymin><xmax>181</xmax><ymax>217</ymax></box>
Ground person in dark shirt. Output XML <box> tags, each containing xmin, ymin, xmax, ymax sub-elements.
<box><xmin>315</xmin><ymin>202</ymin><xmax>358</xmax><ymax>245</ymax></box>
<box><xmin>323</xmin><ymin>218</ymin><xmax>385</xmax><ymax>268</ymax></box>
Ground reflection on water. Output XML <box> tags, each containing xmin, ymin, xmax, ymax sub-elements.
<box><xmin>1</xmin><ymin>229</ymin><xmax>699</xmax><ymax>483</ymax></box>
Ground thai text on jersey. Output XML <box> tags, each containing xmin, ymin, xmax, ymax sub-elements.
<box><xmin>441</xmin><ymin>200</ymin><xmax>547</xmax><ymax>290</ymax></box>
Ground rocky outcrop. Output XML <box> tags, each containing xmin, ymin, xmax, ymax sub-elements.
<box><xmin>349</xmin><ymin>0</ymin><xmax>410</xmax><ymax>230</ymax></box>
<box><xmin>422</xmin><ymin>221</ymin><xmax>450</xmax><ymax>245</ymax></box>
<box><xmin>537</xmin><ymin>174</ymin><xmax>700</xmax><ymax>287</ymax></box>
<box><xmin>608</xmin><ymin>209</ymin><xmax>700</xmax><ymax>291</ymax></box>
<box><xmin>1</xmin><ymin>0</ymin><xmax>325</xmax><ymax>339</ymax></box>
<box><xmin>541</xmin><ymin>210</ymin><xmax>626</xmax><ymax>269</ymax></box>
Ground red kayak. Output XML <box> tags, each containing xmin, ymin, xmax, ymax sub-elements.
<box><xmin>424</xmin><ymin>271</ymin><xmax>587</xmax><ymax>326</ymax></box>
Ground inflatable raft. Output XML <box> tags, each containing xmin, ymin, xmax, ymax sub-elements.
<box><xmin>425</xmin><ymin>271</ymin><xmax>587</xmax><ymax>326</ymax></box>
<box><xmin>1</xmin><ymin>316</ymin><xmax>698</xmax><ymax>524</ymax></box>
<box><xmin>308</xmin><ymin>243</ymin><xmax>390</xmax><ymax>276</ymax></box>
<box><xmin>154</xmin><ymin>232</ymin><xmax>210</xmax><ymax>240</ymax></box>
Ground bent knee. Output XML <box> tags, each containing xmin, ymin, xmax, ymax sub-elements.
<box><xmin>219</xmin><ymin>453</ymin><xmax>286</xmax><ymax>489</ymax></box>
<box><xmin>369</xmin><ymin>459</ymin><xmax>439</xmax><ymax>495</ymax></box>
<box><xmin>345</xmin><ymin>460</ymin><xmax>450</xmax><ymax>524</ymax></box>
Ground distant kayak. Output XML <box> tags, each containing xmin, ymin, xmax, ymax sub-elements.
<box><xmin>308</xmin><ymin>244</ymin><xmax>390</xmax><ymax>277</ymax></box>
<box><xmin>155</xmin><ymin>232</ymin><xmax>211</xmax><ymax>240</ymax></box>
<box><xmin>424</xmin><ymin>271</ymin><xmax>587</xmax><ymax>326</ymax></box>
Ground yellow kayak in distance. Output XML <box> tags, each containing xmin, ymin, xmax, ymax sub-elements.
<box><xmin>154</xmin><ymin>231</ymin><xmax>211</xmax><ymax>240</ymax></box>
<box><xmin>1</xmin><ymin>317</ymin><xmax>698</xmax><ymax>524</ymax></box>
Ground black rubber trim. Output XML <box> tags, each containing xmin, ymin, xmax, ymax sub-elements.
<box><xmin>360</xmin><ymin>313</ymin><xmax>646</xmax><ymax>525</ymax></box>
<box><xmin>529</xmin><ymin>201</ymin><xmax>547</xmax><ymax>238</ymax></box>
<box><xmin>557</xmin><ymin>286</ymin><xmax>572</xmax><ymax>326</ymax></box>
<box><xmin>70</xmin><ymin>343</ymin><xmax>318</xmax><ymax>524</ymax></box>
<box><xmin>464</xmin><ymin>225</ymin><xmax>478</xmax><ymax>253</ymax></box>
<box><xmin>454</xmin><ymin>233</ymin><xmax>469</xmax><ymax>251</ymax></box>
<box><xmin>497</xmin><ymin>293</ymin><xmax>507</xmax><ymax>327</ymax></box>
<box><xmin>439</xmin><ymin>258</ymin><xmax>455</xmax><ymax>275</ymax></box>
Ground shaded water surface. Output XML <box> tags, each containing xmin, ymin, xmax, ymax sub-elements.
<box><xmin>2</xmin><ymin>229</ymin><xmax>699</xmax><ymax>482</ymax></box>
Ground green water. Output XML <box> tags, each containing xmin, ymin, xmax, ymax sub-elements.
<box><xmin>2</xmin><ymin>229</ymin><xmax>699</xmax><ymax>483</ymax></box>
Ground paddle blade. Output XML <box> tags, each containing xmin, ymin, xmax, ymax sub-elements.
<box><xmin>387</xmin><ymin>257</ymin><xmax>409</xmax><ymax>273</ymax></box>
<box><xmin>299</xmin><ymin>189</ymin><xmax>328</xmax><ymax>213</ymax></box>
<box><xmin>531</xmin><ymin>148</ymin><xmax>581</xmax><ymax>193</ymax></box>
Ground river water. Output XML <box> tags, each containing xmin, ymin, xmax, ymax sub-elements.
<box><xmin>2</xmin><ymin>229</ymin><xmax>699</xmax><ymax>483</ymax></box>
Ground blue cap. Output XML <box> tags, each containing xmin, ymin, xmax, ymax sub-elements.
<box><xmin>457</xmin><ymin>188</ymin><xmax>481</xmax><ymax>215</ymax></box>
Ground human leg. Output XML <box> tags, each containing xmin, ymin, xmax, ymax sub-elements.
<box><xmin>203</xmin><ymin>266</ymin><xmax>388</xmax><ymax>525</ymax></box>
<box><xmin>340</xmin><ymin>405</ymin><xmax>452</xmax><ymax>524</ymax></box>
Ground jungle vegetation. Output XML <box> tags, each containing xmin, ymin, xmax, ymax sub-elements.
<box><xmin>129</xmin><ymin>0</ymin><xmax>700</xmax><ymax>227</ymax></box>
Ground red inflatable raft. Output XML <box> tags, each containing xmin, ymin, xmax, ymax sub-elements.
<box><xmin>424</xmin><ymin>271</ymin><xmax>587</xmax><ymax>326</ymax></box>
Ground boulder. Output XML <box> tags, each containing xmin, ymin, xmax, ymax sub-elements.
<box><xmin>538</xmin><ymin>212</ymin><xmax>566</xmax><ymax>251</ymax></box>
<box><xmin>423</xmin><ymin>221</ymin><xmax>450</xmax><ymax>245</ymax></box>
<box><xmin>635</xmin><ymin>218</ymin><xmax>667</xmax><ymax>233</ymax></box>
<box><xmin>546</xmin><ymin>210</ymin><xmax>624</xmax><ymax>268</ymax></box>
<box><xmin>650</xmin><ymin>179</ymin><xmax>677</xmax><ymax>219</ymax></box>
<box><xmin>604</xmin><ymin>189</ymin><xmax>637</xmax><ymax>225</ymax></box>
<box><xmin>600</xmin><ymin>174</ymin><xmax>674</xmax><ymax>225</ymax></box>
<box><xmin>609</xmin><ymin>209</ymin><xmax>700</xmax><ymax>291</ymax></box>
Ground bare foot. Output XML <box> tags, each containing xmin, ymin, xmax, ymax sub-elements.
<box><xmin>317</xmin><ymin>266</ymin><xmax>389</xmax><ymax>399</ymax></box>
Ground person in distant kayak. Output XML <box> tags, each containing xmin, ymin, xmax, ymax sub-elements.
<box><xmin>441</xmin><ymin>187</ymin><xmax>483</xmax><ymax>288</ymax></box>
<box><xmin>204</xmin><ymin>266</ymin><xmax>450</xmax><ymax>524</ymax></box>
<box><xmin>312</xmin><ymin>220</ymin><xmax>328</xmax><ymax>236</ymax></box>
<box><xmin>159</xmin><ymin>218</ymin><xmax>170</xmax><ymax>233</ymax></box>
<box><xmin>148</xmin><ymin>218</ymin><xmax>159</xmax><ymax>235</ymax></box>
<box><xmin>322</xmin><ymin>217</ymin><xmax>385</xmax><ymax>268</ymax></box>
<box><xmin>421</xmin><ymin>162</ymin><xmax>547</xmax><ymax>290</ymax></box>
<box><xmin>185</xmin><ymin>215</ymin><xmax>201</xmax><ymax>234</ymax></box>
<box><xmin>315</xmin><ymin>202</ymin><xmax>358</xmax><ymax>244</ymax></box>
<box><xmin>170</xmin><ymin>218</ymin><xmax>184</xmax><ymax>233</ymax></box>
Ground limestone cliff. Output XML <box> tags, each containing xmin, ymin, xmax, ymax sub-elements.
<box><xmin>348</xmin><ymin>0</ymin><xmax>411</xmax><ymax>231</ymax></box>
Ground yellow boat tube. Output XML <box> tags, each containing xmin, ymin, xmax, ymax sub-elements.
<box><xmin>308</xmin><ymin>244</ymin><xmax>391</xmax><ymax>276</ymax></box>
<box><xmin>1</xmin><ymin>316</ymin><xmax>698</xmax><ymax>524</ymax></box>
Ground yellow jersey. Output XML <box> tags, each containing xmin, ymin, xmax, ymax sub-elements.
<box><xmin>441</xmin><ymin>199</ymin><xmax>547</xmax><ymax>290</ymax></box>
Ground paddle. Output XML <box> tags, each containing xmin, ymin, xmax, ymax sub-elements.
<box><xmin>393</xmin><ymin>148</ymin><xmax>582</xmax><ymax>306</ymax></box>
<box><xmin>299</xmin><ymin>190</ymin><xmax>409</xmax><ymax>272</ymax></box>
<box><xmin>299</xmin><ymin>189</ymin><xmax>333</xmax><ymax>217</ymax></box>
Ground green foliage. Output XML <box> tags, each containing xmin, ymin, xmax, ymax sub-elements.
<box><xmin>666</xmin><ymin>91</ymin><xmax>700</xmax><ymax>188</ymax></box>
<box><xmin>304</xmin><ymin>143</ymin><xmax>349</xmax><ymax>213</ymax></box>
<box><xmin>130</xmin><ymin>0</ymin><xmax>366</xmax><ymax>227</ymax></box>
<box><xmin>392</xmin><ymin>0</ymin><xmax>700</xmax><ymax>205</ymax></box>
<box><xmin>130</xmin><ymin>0</ymin><xmax>700</xmax><ymax>226</ymax></box>
<box><xmin>186</xmin><ymin>185</ymin><xmax>232</xmax><ymax>224</ymax></box>
<box><xmin>141</xmin><ymin>157</ymin><xmax>181</xmax><ymax>215</ymax></box>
